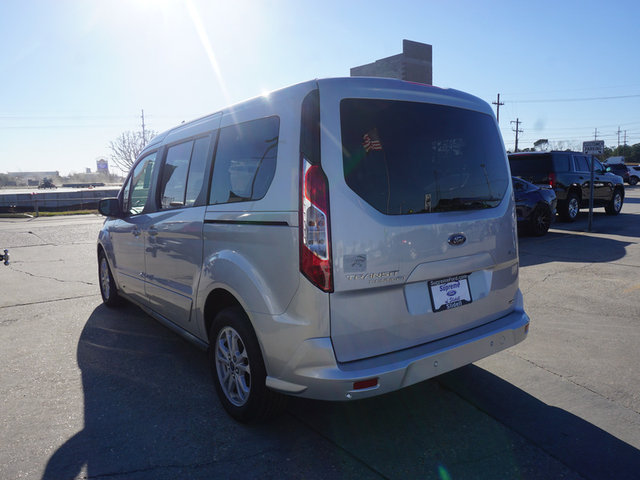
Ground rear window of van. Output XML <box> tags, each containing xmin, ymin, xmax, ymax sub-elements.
<box><xmin>340</xmin><ymin>99</ymin><xmax>509</xmax><ymax>215</ymax></box>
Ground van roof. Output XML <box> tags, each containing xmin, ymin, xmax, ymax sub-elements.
<box><xmin>142</xmin><ymin>77</ymin><xmax>492</xmax><ymax>156</ymax></box>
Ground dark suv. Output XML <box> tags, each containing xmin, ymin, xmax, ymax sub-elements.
<box><xmin>508</xmin><ymin>151</ymin><xmax>625</xmax><ymax>222</ymax></box>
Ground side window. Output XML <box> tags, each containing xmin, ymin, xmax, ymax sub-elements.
<box><xmin>159</xmin><ymin>141</ymin><xmax>193</xmax><ymax>209</ymax></box>
<box><xmin>513</xmin><ymin>179</ymin><xmax>524</xmax><ymax>191</ymax></box>
<box><xmin>121</xmin><ymin>175</ymin><xmax>132</xmax><ymax>214</ymax></box>
<box><xmin>574</xmin><ymin>155</ymin><xmax>590</xmax><ymax>172</ymax></box>
<box><xmin>127</xmin><ymin>152</ymin><xmax>156</xmax><ymax>215</ymax></box>
<box><xmin>185</xmin><ymin>136</ymin><xmax>211</xmax><ymax>206</ymax></box>
<box><xmin>592</xmin><ymin>158</ymin><xmax>604</xmax><ymax>172</ymax></box>
<box><xmin>209</xmin><ymin>117</ymin><xmax>279</xmax><ymax>205</ymax></box>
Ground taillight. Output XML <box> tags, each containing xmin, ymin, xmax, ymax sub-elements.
<box><xmin>299</xmin><ymin>157</ymin><xmax>333</xmax><ymax>292</ymax></box>
<box><xmin>548</xmin><ymin>172</ymin><xmax>556</xmax><ymax>188</ymax></box>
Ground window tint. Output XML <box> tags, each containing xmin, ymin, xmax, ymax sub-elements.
<box><xmin>209</xmin><ymin>117</ymin><xmax>279</xmax><ymax>205</ymax></box>
<box><xmin>512</xmin><ymin>178</ymin><xmax>528</xmax><ymax>192</ymax></box>
<box><xmin>509</xmin><ymin>154</ymin><xmax>553</xmax><ymax>176</ymax></box>
<box><xmin>127</xmin><ymin>152</ymin><xmax>156</xmax><ymax>215</ymax></box>
<box><xmin>574</xmin><ymin>155</ymin><xmax>590</xmax><ymax>172</ymax></box>
<box><xmin>160</xmin><ymin>142</ymin><xmax>193</xmax><ymax>209</ymax></box>
<box><xmin>341</xmin><ymin>99</ymin><xmax>509</xmax><ymax>215</ymax></box>
<box><xmin>185</xmin><ymin>136</ymin><xmax>211</xmax><ymax>206</ymax></box>
<box><xmin>551</xmin><ymin>155</ymin><xmax>570</xmax><ymax>171</ymax></box>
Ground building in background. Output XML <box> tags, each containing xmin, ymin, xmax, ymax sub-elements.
<box><xmin>350</xmin><ymin>39</ymin><xmax>433</xmax><ymax>85</ymax></box>
<box><xmin>7</xmin><ymin>171</ymin><xmax>60</xmax><ymax>186</ymax></box>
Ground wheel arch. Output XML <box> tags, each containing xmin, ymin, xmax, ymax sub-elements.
<box><xmin>204</xmin><ymin>288</ymin><xmax>245</xmax><ymax>344</ymax></box>
<box><xmin>567</xmin><ymin>185</ymin><xmax>582</xmax><ymax>201</ymax></box>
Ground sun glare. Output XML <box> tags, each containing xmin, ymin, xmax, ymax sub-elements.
<box><xmin>185</xmin><ymin>0</ymin><xmax>231</xmax><ymax>106</ymax></box>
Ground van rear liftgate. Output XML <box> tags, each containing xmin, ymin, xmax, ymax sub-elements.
<box><xmin>317</xmin><ymin>80</ymin><xmax>520</xmax><ymax>363</ymax></box>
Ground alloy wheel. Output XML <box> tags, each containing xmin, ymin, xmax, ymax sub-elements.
<box><xmin>215</xmin><ymin>326</ymin><xmax>251</xmax><ymax>407</ymax></box>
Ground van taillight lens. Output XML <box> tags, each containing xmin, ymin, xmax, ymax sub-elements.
<box><xmin>548</xmin><ymin>173</ymin><xmax>556</xmax><ymax>188</ymax></box>
<box><xmin>300</xmin><ymin>158</ymin><xmax>333</xmax><ymax>292</ymax></box>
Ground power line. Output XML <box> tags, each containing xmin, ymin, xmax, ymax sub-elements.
<box><xmin>0</xmin><ymin>114</ymin><xmax>138</xmax><ymax>120</ymax></box>
<box><xmin>508</xmin><ymin>94</ymin><xmax>640</xmax><ymax>104</ymax></box>
<box><xmin>498</xmin><ymin>83</ymin><xmax>640</xmax><ymax>97</ymax></box>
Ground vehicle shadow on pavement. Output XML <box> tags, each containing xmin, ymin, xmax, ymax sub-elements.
<box><xmin>41</xmin><ymin>304</ymin><xmax>372</xmax><ymax>480</ymax></box>
<box><xmin>288</xmin><ymin>366</ymin><xmax>640</xmax><ymax>480</ymax></box>
<box><xmin>439</xmin><ymin>365</ymin><xmax>640</xmax><ymax>480</ymax></box>
<box><xmin>518</xmin><ymin>230</ymin><xmax>633</xmax><ymax>267</ymax></box>
<box><xmin>41</xmin><ymin>303</ymin><xmax>640</xmax><ymax>480</ymax></box>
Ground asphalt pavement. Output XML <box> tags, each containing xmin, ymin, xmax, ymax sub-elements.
<box><xmin>1</xmin><ymin>187</ymin><xmax>639</xmax><ymax>480</ymax></box>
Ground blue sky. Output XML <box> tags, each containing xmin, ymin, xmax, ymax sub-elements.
<box><xmin>1</xmin><ymin>0</ymin><xmax>639</xmax><ymax>175</ymax></box>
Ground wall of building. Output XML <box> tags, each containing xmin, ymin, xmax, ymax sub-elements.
<box><xmin>350</xmin><ymin>39</ymin><xmax>433</xmax><ymax>85</ymax></box>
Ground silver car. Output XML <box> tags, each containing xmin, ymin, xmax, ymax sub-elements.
<box><xmin>97</xmin><ymin>77</ymin><xmax>529</xmax><ymax>422</ymax></box>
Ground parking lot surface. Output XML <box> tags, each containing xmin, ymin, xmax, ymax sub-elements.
<box><xmin>1</xmin><ymin>187</ymin><xmax>639</xmax><ymax>479</ymax></box>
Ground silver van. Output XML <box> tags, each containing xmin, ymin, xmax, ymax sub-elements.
<box><xmin>97</xmin><ymin>77</ymin><xmax>529</xmax><ymax>422</ymax></box>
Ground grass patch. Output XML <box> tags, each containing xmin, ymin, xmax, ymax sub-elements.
<box><xmin>0</xmin><ymin>210</ymin><xmax>99</xmax><ymax>218</ymax></box>
<box><xmin>31</xmin><ymin>210</ymin><xmax>99</xmax><ymax>217</ymax></box>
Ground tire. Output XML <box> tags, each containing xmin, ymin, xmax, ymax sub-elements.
<box><xmin>559</xmin><ymin>192</ymin><xmax>580</xmax><ymax>222</ymax></box>
<box><xmin>629</xmin><ymin>176</ymin><xmax>639</xmax><ymax>186</ymax></box>
<box><xmin>209</xmin><ymin>307</ymin><xmax>287</xmax><ymax>423</ymax></box>
<box><xmin>529</xmin><ymin>204</ymin><xmax>552</xmax><ymax>236</ymax></box>
<box><xmin>98</xmin><ymin>251</ymin><xmax>121</xmax><ymax>307</ymax></box>
<box><xmin>605</xmin><ymin>189</ymin><xmax>623</xmax><ymax>215</ymax></box>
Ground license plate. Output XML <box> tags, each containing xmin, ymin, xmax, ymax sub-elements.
<box><xmin>429</xmin><ymin>274</ymin><xmax>472</xmax><ymax>312</ymax></box>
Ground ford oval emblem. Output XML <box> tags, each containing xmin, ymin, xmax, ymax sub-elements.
<box><xmin>447</xmin><ymin>290</ymin><xmax>457</xmax><ymax>296</ymax></box>
<box><xmin>448</xmin><ymin>233</ymin><xmax>466</xmax><ymax>246</ymax></box>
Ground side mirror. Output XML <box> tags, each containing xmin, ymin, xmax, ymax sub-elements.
<box><xmin>98</xmin><ymin>198</ymin><xmax>123</xmax><ymax>217</ymax></box>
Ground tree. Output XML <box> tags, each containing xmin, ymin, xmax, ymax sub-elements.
<box><xmin>533</xmin><ymin>139</ymin><xmax>549</xmax><ymax>151</ymax></box>
<box><xmin>608</xmin><ymin>143</ymin><xmax>640</xmax><ymax>164</ymax></box>
<box><xmin>107</xmin><ymin>130</ymin><xmax>157</xmax><ymax>174</ymax></box>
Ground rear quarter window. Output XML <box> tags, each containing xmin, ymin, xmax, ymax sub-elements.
<box><xmin>209</xmin><ymin>116</ymin><xmax>279</xmax><ymax>205</ymax></box>
<box><xmin>551</xmin><ymin>155</ymin><xmax>570</xmax><ymax>172</ymax></box>
<box><xmin>340</xmin><ymin>99</ymin><xmax>509</xmax><ymax>215</ymax></box>
<box><xmin>509</xmin><ymin>154</ymin><xmax>552</xmax><ymax>176</ymax></box>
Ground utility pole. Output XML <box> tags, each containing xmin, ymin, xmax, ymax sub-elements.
<box><xmin>617</xmin><ymin>126</ymin><xmax>621</xmax><ymax>148</ymax></box>
<box><xmin>511</xmin><ymin>118</ymin><xmax>523</xmax><ymax>152</ymax></box>
<box><xmin>624</xmin><ymin>130</ymin><xmax>627</xmax><ymax>146</ymax></box>
<box><xmin>593</xmin><ymin>128</ymin><xmax>598</xmax><ymax>140</ymax></box>
<box><xmin>141</xmin><ymin>109</ymin><xmax>147</xmax><ymax>145</ymax></box>
<box><xmin>492</xmin><ymin>93</ymin><xmax>504</xmax><ymax>123</ymax></box>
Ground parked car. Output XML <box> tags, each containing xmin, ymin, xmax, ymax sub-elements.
<box><xmin>513</xmin><ymin>177</ymin><xmax>557</xmax><ymax>236</ymax></box>
<box><xmin>626</xmin><ymin>165</ymin><xmax>639</xmax><ymax>186</ymax></box>
<box><xmin>604</xmin><ymin>162</ymin><xmax>632</xmax><ymax>184</ymax></box>
<box><xmin>508</xmin><ymin>151</ymin><xmax>625</xmax><ymax>222</ymax></box>
<box><xmin>97</xmin><ymin>77</ymin><xmax>530</xmax><ymax>422</ymax></box>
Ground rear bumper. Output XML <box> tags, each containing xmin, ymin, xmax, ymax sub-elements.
<box><xmin>266</xmin><ymin>299</ymin><xmax>530</xmax><ymax>401</ymax></box>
